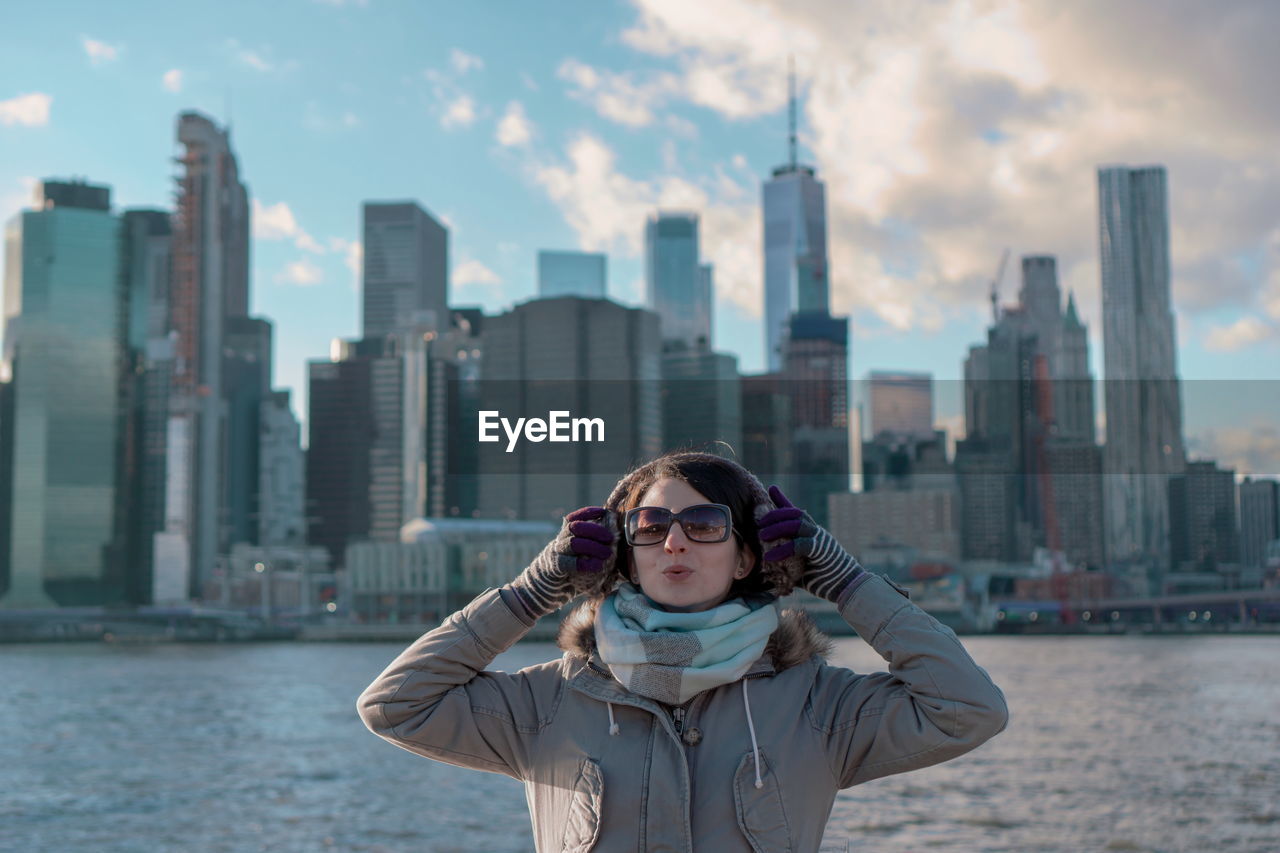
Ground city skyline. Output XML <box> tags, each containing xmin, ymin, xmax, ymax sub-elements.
<box><xmin>2</xmin><ymin>1</ymin><xmax>1278</xmax><ymax>475</ymax></box>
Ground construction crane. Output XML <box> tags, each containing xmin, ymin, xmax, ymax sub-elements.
<box><xmin>990</xmin><ymin>248</ymin><xmax>1010</xmax><ymax>323</ymax></box>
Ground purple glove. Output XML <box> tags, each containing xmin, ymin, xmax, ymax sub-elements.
<box><xmin>509</xmin><ymin>507</ymin><xmax>616</xmax><ymax>617</ymax></box>
<box><xmin>758</xmin><ymin>486</ymin><xmax>864</xmax><ymax>603</ymax></box>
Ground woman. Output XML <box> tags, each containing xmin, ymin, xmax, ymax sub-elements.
<box><xmin>358</xmin><ymin>452</ymin><xmax>1008</xmax><ymax>852</ymax></box>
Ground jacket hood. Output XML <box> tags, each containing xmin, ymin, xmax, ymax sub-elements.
<box><xmin>556</xmin><ymin>597</ymin><xmax>834</xmax><ymax>675</ymax></box>
<box><xmin>566</xmin><ymin>454</ymin><xmax>807</xmax><ymax>600</ymax></box>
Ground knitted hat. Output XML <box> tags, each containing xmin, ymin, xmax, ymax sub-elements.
<box><xmin>567</xmin><ymin>452</ymin><xmax>806</xmax><ymax>600</ymax></box>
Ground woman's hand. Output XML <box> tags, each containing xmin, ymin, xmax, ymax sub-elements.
<box><xmin>509</xmin><ymin>507</ymin><xmax>617</xmax><ymax>618</ymax></box>
<box><xmin>757</xmin><ymin>486</ymin><xmax>864</xmax><ymax>603</ymax></box>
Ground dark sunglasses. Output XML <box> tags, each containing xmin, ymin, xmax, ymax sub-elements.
<box><xmin>624</xmin><ymin>504</ymin><xmax>735</xmax><ymax>546</ymax></box>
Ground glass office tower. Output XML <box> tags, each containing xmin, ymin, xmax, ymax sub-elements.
<box><xmin>1</xmin><ymin>180</ymin><xmax>123</xmax><ymax>607</ymax></box>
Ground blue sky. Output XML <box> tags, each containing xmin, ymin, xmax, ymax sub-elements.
<box><xmin>3</xmin><ymin>0</ymin><xmax>1278</xmax><ymax>473</ymax></box>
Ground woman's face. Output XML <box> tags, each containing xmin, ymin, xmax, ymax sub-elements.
<box><xmin>628</xmin><ymin>478</ymin><xmax>755</xmax><ymax>612</ymax></box>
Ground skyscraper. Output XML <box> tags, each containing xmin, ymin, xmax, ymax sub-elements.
<box><xmin>0</xmin><ymin>179</ymin><xmax>124</xmax><ymax>607</ymax></box>
<box><xmin>1056</xmin><ymin>293</ymin><xmax>1095</xmax><ymax>443</ymax></box>
<box><xmin>1168</xmin><ymin>460</ymin><xmax>1238</xmax><ymax>573</ymax></box>
<box><xmin>1018</xmin><ymin>256</ymin><xmax>1063</xmax><ymax>379</ymax></box>
<box><xmin>645</xmin><ymin>212</ymin><xmax>710</xmax><ymax>350</ymax></box>
<box><xmin>1239</xmin><ymin>478</ymin><xmax>1280</xmax><ymax>569</ymax></box>
<box><xmin>118</xmin><ymin>208</ymin><xmax>173</xmax><ymax>602</ymax></box>
<box><xmin>538</xmin><ymin>250</ymin><xmax>606</xmax><ymax>299</ymax></box>
<box><xmin>1098</xmin><ymin>165</ymin><xmax>1186</xmax><ymax>566</ymax></box>
<box><xmin>158</xmin><ymin>111</ymin><xmax>254</xmax><ymax>601</ymax></box>
<box><xmin>306</xmin><ymin>343</ymin><xmax>375</xmax><ymax>564</ymax></box>
<box><xmin>362</xmin><ymin>201</ymin><xmax>448</xmax><ymax>339</ymax></box>
<box><xmin>259</xmin><ymin>390</ymin><xmax>305</xmax><ymax>548</ymax></box>
<box><xmin>866</xmin><ymin>371</ymin><xmax>934</xmax><ymax>441</ymax></box>
<box><xmin>224</xmin><ymin>316</ymin><xmax>273</xmax><ymax>548</ymax></box>
<box><xmin>782</xmin><ymin>312</ymin><xmax>849</xmax><ymax>527</ymax></box>
<box><xmin>478</xmin><ymin>296</ymin><xmax>662</xmax><ymax>521</ymax></box>
<box><xmin>762</xmin><ymin>72</ymin><xmax>829</xmax><ymax>370</ymax></box>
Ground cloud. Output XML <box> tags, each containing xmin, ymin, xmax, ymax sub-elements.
<box><xmin>532</xmin><ymin>133</ymin><xmax>761</xmax><ymax>315</ymax></box>
<box><xmin>1204</xmin><ymin>316</ymin><xmax>1273</xmax><ymax>352</ymax></box>
<box><xmin>496</xmin><ymin>101</ymin><xmax>533</xmax><ymax>147</ymax></box>
<box><xmin>422</xmin><ymin>66</ymin><xmax>481</xmax><ymax>130</ymax></box>
<box><xmin>454</xmin><ymin>259</ymin><xmax>501</xmax><ymax>286</ymax></box>
<box><xmin>253</xmin><ymin>200</ymin><xmax>324</xmax><ymax>253</ymax></box>
<box><xmin>162</xmin><ymin>69</ymin><xmax>183</xmax><ymax>93</ymax></box>
<box><xmin>275</xmin><ymin>259</ymin><xmax>323</xmax><ymax>286</ymax></box>
<box><xmin>1186</xmin><ymin>424</ymin><xmax>1280</xmax><ymax>478</ymax></box>
<box><xmin>0</xmin><ymin>93</ymin><xmax>51</xmax><ymax>127</ymax></box>
<box><xmin>557</xmin><ymin>58</ymin><xmax>680</xmax><ymax>127</ymax></box>
<box><xmin>225</xmin><ymin>39</ymin><xmax>291</xmax><ymax>73</ymax></box>
<box><xmin>596</xmin><ymin>0</ymin><xmax>1280</xmax><ymax>336</ymax></box>
<box><xmin>327</xmin><ymin>238</ymin><xmax>363</xmax><ymax>290</ymax></box>
<box><xmin>0</xmin><ymin>176</ymin><xmax>37</xmax><ymax>226</ymax></box>
<box><xmin>81</xmin><ymin>36</ymin><xmax>121</xmax><ymax>65</ymax></box>
<box><xmin>451</xmin><ymin>48</ymin><xmax>484</xmax><ymax>74</ymax></box>
<box><xmin>328</xmin><ymin>237</ymin><xmax>363</xmax><ymax>274</ymax></box>
<box><xmin>441</xmin><ymin>95</ymin><xmax>476</xmax><ymax>129</ymax></box>
<box><xmin>304</xmin><ymin>102</ymin><xmax>361</xmax><ymax>132</ymax></box>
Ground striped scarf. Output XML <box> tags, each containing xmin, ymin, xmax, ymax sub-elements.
<box><xmin>593</xmin><ymin>583</ymin><xmax>780</xmax><ymax>705</ymax></box>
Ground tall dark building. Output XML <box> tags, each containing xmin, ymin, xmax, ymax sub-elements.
<box><xmin>660</xmin><ymin>346</ymin><xmax>741</xmax><ymax>457</ymax></box>
<box><xmin>741</xmin><ymin>374</ymin><xmax>795</xmax><ymax>494</ymax></box>
<box><xmin>1169</xmin><ymin>460</ymin><xmax>1238</xmax><ymax>573</ymax></box>
<box><xmin>962</xmin><ymin>258</ymin><xmax>1104</xmax><ymax>568</ymax></box>
<box><xmin>362</xmin><ymin>201</ymin><xmax>448</xmax><ymax>339</ymax></box>
<box><xmin>1239</xmin><ymin>478</ymin><xmax>1280</xmax><ymax>569</ymax></box>
<box><xmin>223</xmin><ymin>317</ymin><xmax>273</xmax><ymax>548</ymax></box>
<box><xmin>781</xmin><ymin>312</ymin><xmax>848</xmax><ymax>527</ymax></box>
<box><xmin>960</xmin><ymin>309</ymin><xmax>1039</xmax><ymax>562</ymax></box>
<box><xmin>306</xmin><ymin>347</ymin><xmax>375</xmax><ymax>563</ymax></box>
<box><xmin>118</xmin><ymin>208</ymin><xmax>173</xmax><ymax>603</ymax></box>
<box><xmin>478</xmin><ymin>296</ymin><xmax>662</xmax><ymax>521</ymax></box>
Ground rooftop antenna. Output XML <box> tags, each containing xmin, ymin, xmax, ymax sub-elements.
<box><xmin>990</xmin><ymin>247</ymin><xmax>1010</xmax><ymax>323</ymax></box>
<box><xmin>788</xmin><ymin>55</ymin><xmax>798</xmax><ymax>170</ymax></box>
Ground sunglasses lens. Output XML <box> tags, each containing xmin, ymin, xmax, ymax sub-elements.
<box><xmin>626</xmin><ymin>505</ymin><xmax>732</xmax><ymax>545</ymax></box>
<box><xmin>628</xmin><ymin>508</ymin><xmax>673</xmax><ymax>545</ymax></box>
<box><xmin>679</xmin><ymin>505</ymin><xmax>730</xmax><ymax>542</ymax></box>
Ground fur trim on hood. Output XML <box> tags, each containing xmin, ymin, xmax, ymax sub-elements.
<box><xmin>565</xmin><ymin>453</ymin><xmax>807</xmax><ymax>600</ymax></box>
<box><xmin>556</xmin><ymin>598</ymin><xmax>834</xmax><ymax>675</ymax></box>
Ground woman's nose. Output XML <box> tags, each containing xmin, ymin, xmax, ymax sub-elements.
<box><xmin>664</xmin><ymin>522</ymin><xmax>690</xmax><ymax>552</ymax></box>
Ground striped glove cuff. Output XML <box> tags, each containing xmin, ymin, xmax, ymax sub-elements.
<box><xmin>802</xmin><ymin>525</ymin><xmax>865</xmax><ymax>603</ymax></box>
<box><xmin>507</xmin><ymin>507</ymin><xmax>615</xmax><ymax>620</ymax></box>
<box><xmin>508</xmin><ymin>537</ymin><xmax>578</xmax><ymax>618</ymax></box>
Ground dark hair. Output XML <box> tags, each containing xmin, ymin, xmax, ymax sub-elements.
<box><xmin>614</xmin><ymin>451</ymin><xmax>772</xmax><ymax>599</ymax></box>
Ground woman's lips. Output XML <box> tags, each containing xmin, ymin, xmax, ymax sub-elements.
<box><xmin>662</xmin><ymin>565</ymin><xmax>693</xmax><ymax>581</ymax></box>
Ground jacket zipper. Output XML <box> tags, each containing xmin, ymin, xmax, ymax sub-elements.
<box><xmin>672</xmin><ymin>706</ymin><xmax>685</xmax><ymax>735</ymax></box>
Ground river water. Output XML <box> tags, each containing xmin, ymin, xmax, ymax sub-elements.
<box><xmin>2</xmin><ymin>634</ymin><xmax>1277</xmax><ymax>852</ymax></box>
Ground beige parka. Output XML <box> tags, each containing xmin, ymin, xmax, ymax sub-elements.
<box><xmin>357</xmin><ymin>572</ymin><xmax>1009</xmax><ymax>852</ymax></box>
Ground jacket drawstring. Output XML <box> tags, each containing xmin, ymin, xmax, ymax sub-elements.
<box><xmin>742</xmin><ymin>680</ymin><xmax>763</xmax><ymax>789</ymax></box>
<box><xmin>607</xmin><ymin>702</ymin><xmax>620</xmax><ymax>736</ymax></box>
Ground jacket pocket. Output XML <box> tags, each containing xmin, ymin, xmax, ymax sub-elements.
<box><xmin>561</xmin><ymin>758</ymin><xmax>604</xmax><ymax>853</ymax></box>
<box><xmin>733</xmin><ymin>749</ymin><xmax>792</xmax><ymax>853</ymax></box>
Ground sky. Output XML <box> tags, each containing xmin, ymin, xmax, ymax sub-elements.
<box><xmin>2</xmin><ymin>0</ymin><xmax>1278</xmax><ymax>474</ymax></box>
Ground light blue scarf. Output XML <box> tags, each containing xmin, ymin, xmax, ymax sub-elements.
<box><xmin>593</xmin><ymin>583</ymin><xmax>780</xmax><ymax>705</ymax></box>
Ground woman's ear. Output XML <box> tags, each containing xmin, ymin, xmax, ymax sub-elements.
<box><xmin>736</xmin><ymin>545</ymin><xmax>757</xmax><ymax>578</ymax></box>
